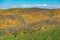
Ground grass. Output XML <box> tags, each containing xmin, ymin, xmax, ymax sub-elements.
<box><xmin>0</xmin><ymin>27</ymin><xmax>60</xmax><ymax>40</ymax></box>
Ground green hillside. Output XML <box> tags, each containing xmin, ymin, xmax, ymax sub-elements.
<box><xmin>0</xmin><ymin>8</ymin><xmax>60</xmax><ymax>40</ymax></box>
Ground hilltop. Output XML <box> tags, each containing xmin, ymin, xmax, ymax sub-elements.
<box><xmin>0</xmin><ymin>8</ymin><xmax>60</xmax><ymax>34</ymax></box>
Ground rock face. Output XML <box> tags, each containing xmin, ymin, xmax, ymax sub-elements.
<box><xmin>0</xmin><ymin>8</ymin><xmax>60</xmax><ymax>34</ymax></box>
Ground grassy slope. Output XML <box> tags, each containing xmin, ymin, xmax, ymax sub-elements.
<box><xmin>0</xmin><ymin>27</ymin><xmax>60</xmax><ymax>40</ymax></box>
<box><xmin>0</xmin><ymin>8</ymin><xmax>60</xmax><ymax>40</ymax></box>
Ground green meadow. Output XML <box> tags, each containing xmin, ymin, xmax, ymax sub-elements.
<box><xmin>0</xmin><ymin>27</ymin><xmax>60</xmax><ymax>40</ymax></box>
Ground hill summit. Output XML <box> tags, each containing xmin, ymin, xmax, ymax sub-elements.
<box><xmin>0</xmin><ymin>8</ymin><xmax>60</xmax><ymax>34</ymax></box>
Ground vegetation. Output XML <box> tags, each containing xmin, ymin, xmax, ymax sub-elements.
<box><xmin>0</xmin><ymin>8</ymin><xmax>60</xmax><ymax>40</ymax></box>
<box><xmin>0</xmin><ymin>27</ymin><xmax>60</xmax><ymax>40</ymax></box>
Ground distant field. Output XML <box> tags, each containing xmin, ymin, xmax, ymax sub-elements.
<box><xmin>0</xmin><ymin>8</ymin><xmax>60</xmax><ymax>40</ymax></box>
